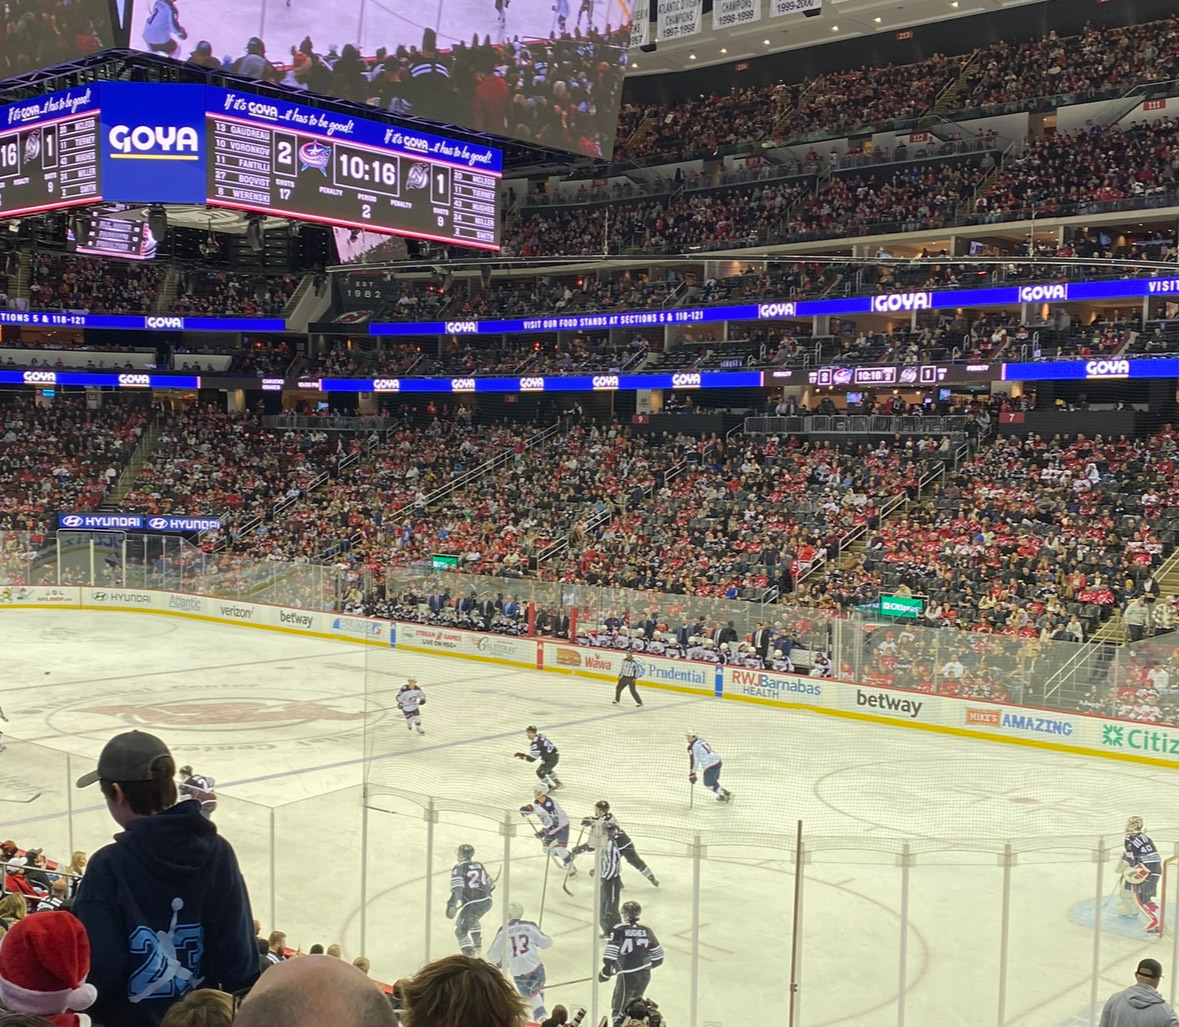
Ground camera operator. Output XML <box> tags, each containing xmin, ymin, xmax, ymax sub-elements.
<box><xmin>623</xmin><ymin>998</ymin><xmax>663</xmax><ymax>1027</ymax></box>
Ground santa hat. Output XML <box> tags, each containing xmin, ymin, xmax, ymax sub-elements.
<box><xmin>0</xmin><ymin>911</ymin><xmax>98</xmax><ymax>1016</ymax></box>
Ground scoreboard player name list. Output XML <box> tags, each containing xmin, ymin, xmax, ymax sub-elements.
<box><xmin>452</xmin><ymin>171</ymin><xmax>497</xmax><ymax>244</ymax></box>
<box><xmin>58</xmin><ymin>116</ymin><xmax>99</xmax><ymax>200</ymax></box>
<box><xmin>211</xmin><ymin>120</ymin><xmax>272</xmax><ymax>205</ymax></box>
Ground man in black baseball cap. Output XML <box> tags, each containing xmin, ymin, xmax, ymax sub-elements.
<box><xmin>72</xmin><ymin>730</ymin><xmax>258</xmax><ymax>1026</ymax></box>
<box><xmin>1100</xmin><ymin>958</ymin><xmax>1179</xmax><ymax>1026</ymax></box>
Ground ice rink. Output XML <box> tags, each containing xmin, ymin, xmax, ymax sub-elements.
<box><xmin>3</xmin><ymin>608</ymin><xmax>1177</xmax><ymax>1027</ymax></box>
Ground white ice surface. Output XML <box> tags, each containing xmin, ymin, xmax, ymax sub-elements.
<box><xmin>3</xmin><ymin>608</ymin><xmax>1176</xmax><ymax>1027</ymax></box>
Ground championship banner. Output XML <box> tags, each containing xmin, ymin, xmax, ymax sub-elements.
<box><xmin>631</xmin><ymin>0</ymin><xmax>652</xmax><ymax>47</ymax></box>
<box><xmin>713</xmin><ymin>0</ymin><xmax>760</xmax><ymax>31</ymax></box>
<box><xmin>769</xmin><ymin>0</ymin><xmax>820</xmax><ymax>17</ymax></box>
<box><xmin>658</xmin><ymin>0</ymin><xmax>703</xmax><ymax>40</ymax></box>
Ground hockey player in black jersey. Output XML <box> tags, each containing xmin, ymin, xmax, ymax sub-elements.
<box><xmin>515</xmin><ymin>726</ymin><xmax>563</xmax><ymax>789</ymax></box>
<box><xmin>447</xmin><ymin>843</ymin><xmax>494</xmax><ymax>956</ymax></box>
<box><xmin>600</xmin><ymin>901</ymin><xmax>663</xmax><ymax>1027</ymax></box>
<box><xmin>1121</xmin><ymin>816</ymin><xmax>1163</xmax><ymax>932</ymax></box>
<box><xmin>576</xmin><ymin>800</ymin><xmax>658</xmax><ymax>886</ymax></box>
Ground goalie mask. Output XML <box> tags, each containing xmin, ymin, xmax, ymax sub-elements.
<box><xmin>1127</xmin><ymin>816</ymin><xmax>1145</xmax><ymax>835</ymax></box>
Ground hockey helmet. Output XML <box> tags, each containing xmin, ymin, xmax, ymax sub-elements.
<box><xmin>534</xmin><ymin>786</ymin><xmax>547</xmax><ymax>798</ymax></box>
<box><xmin>685</xmin><ymin>730</ymin><xmax>698</xmax><ymax>741</ymax></box>
<box><xmin>621</xmin><ymin>900</ymin><xmax>641</xmax><ymax>922</ymax></box>
<box><xmin>456</xmin><ymin>843</ymin><xmax>475</xmax><ymax>861</ymax></box>
<box><xmin>1127</xmin><ymin>816</ymin><xmax>1145</xmax><ymax>835</ymax></box>
<box><xmin>525</xmin><ymin>725</ymin><xmax>538</xmax><ymax>736</ymax></box>
<box><xmin>594</xmin><ymin>799</ymin><xmax>610</xmax><ymax>813</ymax></box>
<box><xmin>508</xmin><ymin>901</ymin><xmax>524</xmax><ymax>920</ymax></box>
<box><xmin>774</xmin><ymin>649</ymin><xmax>783</xmax><ymax>658</ymax></box>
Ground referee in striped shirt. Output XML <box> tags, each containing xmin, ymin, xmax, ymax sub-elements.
<box><xmin>613</xmin><ymin>651</ymin><xmax>643</xmax><ymax>706</ymax></box>
<box><xmin>596</xmin><ymin>824</ymin><xmax>624</xmax><ymax>937</ymax></box>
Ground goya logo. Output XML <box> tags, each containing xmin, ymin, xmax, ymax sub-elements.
<box><xmin>373</xmin><ymin>379</ymin><xmax>401</xmax><ymax>392</ymax></box>
<box><xmin>1018</xmin><ymin>284</ymin><xmax>1067</xmax><ymax>303</ymax></box>
<box><xmin>108</xmin><ymin>124</ymin><xmax>200</xmax><ymax>160</ymax></box>
<box><xmin>671</xmin><ymin>373</ymin><xmax>701</xmax><ymax>388</ymax></box>
<box><xmin>118</xmin><ymin>373</ymin><xmax>151</xmax><ymax>386</ymax></box>
<box><xmin>444</xmin><ymin>321</ymin><xmax>479</xmax><ymax>334</ymax></box>
<box><xmin>1085</xmin><ymin>359</ymin><xmax>1130</xmax><ymax>378</ymax></box>
<box><xmin>592</xmin><ymin>375</ymin><xmax>619</xmax><ymax>390</ymax></box>
<box><xmin>451</xmin><ymin>378</ymin><xmax>476</xmax><ymax>392</ymax></box>
<box><xmin>870</xmin><ymin>291</ymin><xmax>932</xmax><ymax>313</ymax></box>
<box><xmin>146</xmin><ymin>317</ymin><xmax>184</xmax><ymax>329</ymax></box>
<box><xmin>520</xmin><ymin>377</ymin><xmax>545</xmax><ymax>391</ymax></box>
<box><xmin>757</xmin><ymin>302</ymin><xmax>797</xmax><ymax>318</ymax></box>
<box><xmin>23</xmin><ymin>370</ymin><xmax>56</xmax><ymax>384</ymax></box>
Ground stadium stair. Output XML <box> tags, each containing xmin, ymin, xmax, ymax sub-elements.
<box><xmin>97</xmin><ymin>414</ymin><xmax>164</xmax><ymax>511</ymax></box>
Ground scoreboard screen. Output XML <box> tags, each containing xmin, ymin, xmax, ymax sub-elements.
<box><xmin>205</xmin><ymin>90</ymin><xmax>500</xmax><ymax>247</ymax></box>
<box><xmin>70</xmin><ymin>216</ymin><xmax>156</xmax><ymax>259</ymax></box>
<box><xmin>0</xmin><ymin>88</ymin><xmax>100</xmax><ymax>216</ymax></box>
<box><xmin>0</xmin><ymin>83</ymin><xmax>502</xmax><ymax>251</ymax></box>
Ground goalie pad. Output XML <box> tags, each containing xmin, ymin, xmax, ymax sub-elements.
<box><xmin>1123</xmin><ymin>862</ymin><xmax>1152</xmax><ymax>884</ymax></box>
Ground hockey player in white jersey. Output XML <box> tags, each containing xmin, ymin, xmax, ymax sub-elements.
<box><xmin>487</xmin><ymin>902</ymin><xmax>553</xmax><ymax>1019</ymax></box>
<box><xmin>686</xmin><ymin>731</ymin><xmax>732</xmax><ymax>803</ymax></box>
<box><xmin>520</xmin><ymin>788</ymin><xmax>578</xmax><ymax>874</ymax></box>
<box><xmin>142</xmin><ymin>0</ymin><xmax>187</xmax><ymax>55</ymax></box>
<box><xmin>771</xmin><ymin>648</ymin><xmax>794</xmax><ymax>672</ymax></box>
<box><xmin>397</xmin><ymin>677</ymin><xmax>426</xmax><ymax>734</ymax></box>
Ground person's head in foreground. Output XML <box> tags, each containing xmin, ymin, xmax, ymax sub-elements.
<box><xmin>0</xmin><ymin>911</ymin><xmax>97</xmax><ymax>1027</ymax></box>
<box><xmin>401</xmin><ymin>954</ymin><xmax>527</xmax><ymax>1027</ymax></box>
<box><xmin>233</xmin><ymin>955</ymin><xmax>397</xmax><ymax>1027</ymax></box>
<box><xmin>159</xmin><ymin>988</ymin><xmax>235</xmax><ymax>1027</ymax></box>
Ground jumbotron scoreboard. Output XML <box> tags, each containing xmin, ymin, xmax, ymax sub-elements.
<box><xmin>0</xmin><ymin>83</ymin><xmax>502</xmax><ymax>250</ymax></box>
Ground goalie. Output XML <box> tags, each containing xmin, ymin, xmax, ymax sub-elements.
<box><xmin>1119</xmin><ymin>816</ymin><xmax>1163</xmax><ymax>933</ymax></box>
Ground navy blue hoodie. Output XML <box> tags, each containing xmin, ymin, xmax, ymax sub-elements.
<box><xmin>72</xmin><ymin>798</ymin><xmax>258</xmax><ymax>1027</ymax></box>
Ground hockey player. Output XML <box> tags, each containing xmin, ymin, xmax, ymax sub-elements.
<box><xmin>515</xmin><ymin>726</ymin><xmax>562</xmax><ymax>789</ymax></box>
<box><xmin>520</xmin><ymin>787</ymin><xmax>578</xmax><ymax>875</ymax></box>
<box><xmin>487</xmin><ymin>902</ymin><xmax>552</xmax><ymax>1020</ymax></box>
<box><xmin>577</xmin><ymin>0</ymin><xmax>594</xmax><ymax>29</ymax></box>
<box><xmin>591</xmin><ymin>823</ymin><xmax>623</xmax><ymax>938</ymax></box>
<box><xmin>1121</xmin><ymin>816</ymin><xmax>1163</xmax><ymax>932</ymax></box>
<box><xmin>576</xmin><ymin>800</ymin><xmax>658</xmax><ymax>886</ymax></box>
<box><xmin>142</xmin><ymin>0</ymin><xmax>187</xmax><ymax>55</ymax></box>
<box><xmin>600</xmin><ymin>901</ymin><xmax>663</xmax><ymax>1027</ymax></box>
<box><xmin>686</xmin><ymin>731</ymin><xmax>732</xmax><ymax>803</ymax></box>
<box><xmin>0</xmin><ymin>705</ymin><xmax>8</xmax><ymax>752</ymax></box>
<box><xmin>177</xmin><ymin>765</ymin><xmax>217</xmax><ymax>819</ymax></box>
<box><xmin>397</xmin><ymin>677</ymin><xmax>427</xmax><ymax>734</ymax></box>
<box><xmin>447</xmin><ymin>843</ymin><xmax>494</xmax><ymax>956</ymax></box>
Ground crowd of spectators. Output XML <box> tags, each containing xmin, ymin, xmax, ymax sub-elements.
<box><xmin>972</xmin><ymin>118</ymin><xmax>1179</xmax><ymax>224</ymax></box>
<box><xmin>120</xmin><ymin>405</ymin><xmax>339</xmax><ymax>527</ymax></box>
<box><xmin>28</xmin><ymin>255</ymin><xmax>163</xmax><ymax>314</ymax></box>
<box><xmin>170</xmin><ymin>273</ymin><xmax>299</xmax><ymax>317</ymax></box>
<box><xmin>606</xmin><ymin>15</ymin><xmax>1179</xmax><ymax>164</ymax></box>
<box><xmin>504</xmin><ymin>177</ymin><xmax>810</xmax><ymax>257</ymax></box>
<box><xmin>803</xmin><ymin>430</ymin><xmax>1176</xmax><ymax>643</ymax></box>
<box><xmin>0</xmin><ymin>395</ymin><xmax>152</xmax><ymax>537</ymax></box>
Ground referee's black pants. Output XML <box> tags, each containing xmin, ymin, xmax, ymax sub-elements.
<box><xmin>614</xmin><ymin>676</ymin><xmax>641</xmax><ymax>705</ymax></box>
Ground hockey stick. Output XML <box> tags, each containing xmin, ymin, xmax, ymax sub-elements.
<box><xmin>523</xmin><ymin>812</ymin><xmax>553</xmax><ymax>928</ymax></box>
<box><xmin>547</xmin><ymin>976</ymin><xmax>595</xmax><ymax>989</ymax></box>
<box><xmin>0</xmin><ymin>792</ymin><xmax>41</xmax><ymax>803</ymax></box>
<box><xmin>688</xmin><ymin>777</ymin><xmax>695</xmax><ymax>810</ymax></box>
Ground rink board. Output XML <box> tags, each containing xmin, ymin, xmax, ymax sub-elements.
<box><xmin>2</xmin><ymin>585</ymin><xmax>1170</xmax><ymax>770</ymax></box>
